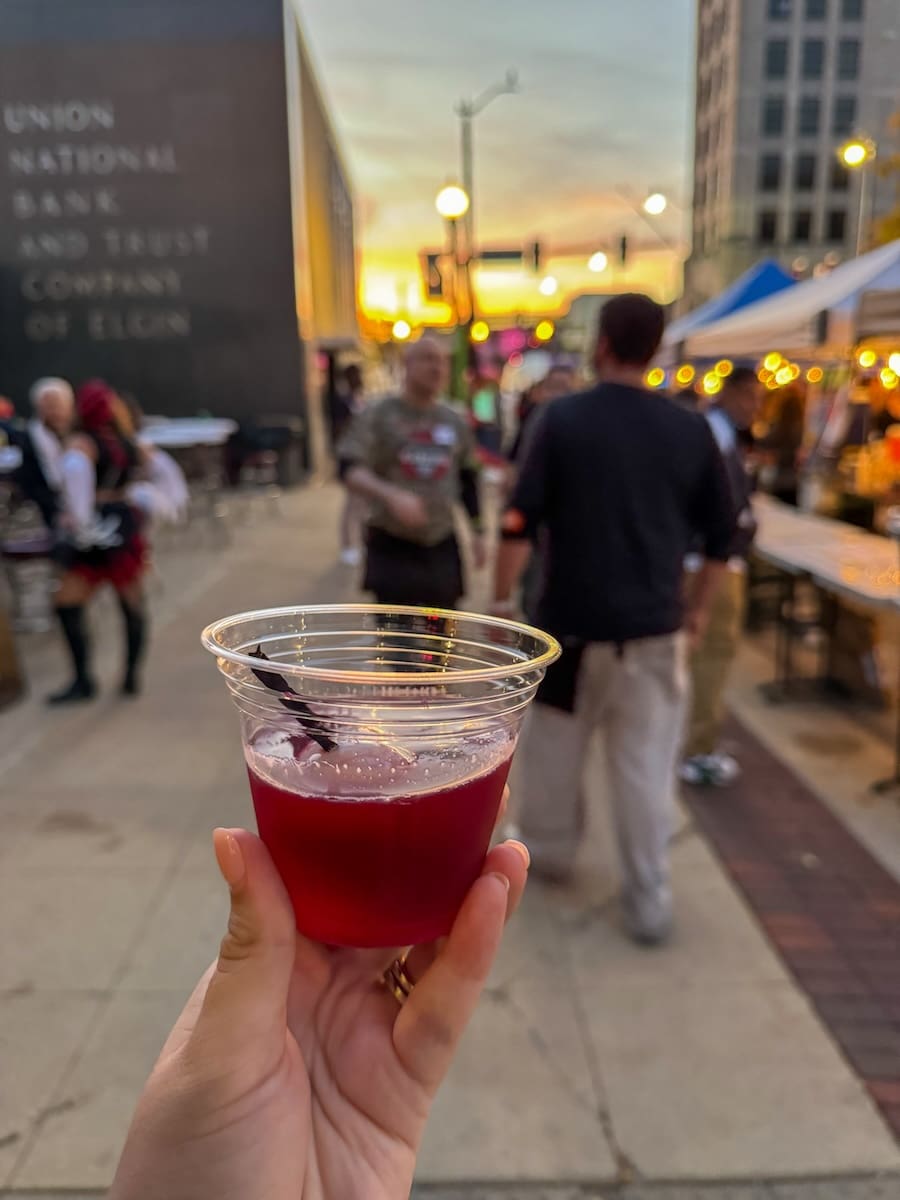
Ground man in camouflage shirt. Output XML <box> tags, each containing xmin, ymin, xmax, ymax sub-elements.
<box><xmin>339</xmin><ymin>336</ymin><xmax>484</xmax><ymax>608</ymax></box>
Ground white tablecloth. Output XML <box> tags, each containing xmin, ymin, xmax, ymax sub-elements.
<box><xmin>754</xmin><ymin>495</ymin><xmax>900</xmax><ymax>611</ymax></box>
<box><xmin>140</xmin><ymin>419</ymin><xmax>237</xmax><ymax>450</ymax></box>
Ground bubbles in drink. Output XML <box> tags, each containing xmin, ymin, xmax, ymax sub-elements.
<box><xmin>245</xmin><ymin>726</ymin><xmax>513</xmax><ymax>802</ymax></box>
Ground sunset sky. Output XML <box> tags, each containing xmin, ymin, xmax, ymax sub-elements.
<box><xmin>299</xmin><ymin>0</ymin><xmax>695</xmax><ymax>323</ymax></box>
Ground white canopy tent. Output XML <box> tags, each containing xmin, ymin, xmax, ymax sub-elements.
<box><xmin>856</xmin><ymin>289</ymin><xmax>900</xmax><ymax>341</ymax></box>
<box><xmin>684</xmin><ymin>239</ymin><xmax>900</xmax><ymax>360</ymax></box>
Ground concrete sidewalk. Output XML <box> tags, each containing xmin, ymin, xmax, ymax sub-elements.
<box><xmin>1</xmin><ymin>484</ymin><xmax>898</xmax><ymax>1194</ymax></box>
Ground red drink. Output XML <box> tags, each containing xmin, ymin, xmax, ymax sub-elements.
<box><xmin>246</xmin><ymin>736</ymin><xmax>513</xmax><ymax>947</ymax></box>
<box><xmin>204</xmin><ymin>605</ymin><xmax>559</xmax><ymax>947</ymax></box>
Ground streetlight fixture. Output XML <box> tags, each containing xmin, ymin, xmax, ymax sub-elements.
<box><xmin>615</xmin><ymin>185</ymin><xmax>681</xmax><ymax>252</ymax></box>
<box><xmin>539</xmin><ymin>275</ymin><xmax>559</xmax><ymax>297</ymax></box>
<box><xmin>588</xmin><ymin>250</ymin><xmax>609</xmax><ymax>273</ymax></box>
<box><xmin>435</xmin><ymin>184</ymin><xmax>470</xmax><ymax>222</ymax></box>
<box><xmin>643</xmin><ymin>191</ymin><xmax>669</xmax><ymax>217</ymax></box>
<box><xmin>837</xmin><ymin>136</ymin><xmax>877</xmax><ymax>256</ymax></box>
<box><xmin>839</xmin><ymin>137</ymin><xmax>875</xmax><ymax>169</ymax></box>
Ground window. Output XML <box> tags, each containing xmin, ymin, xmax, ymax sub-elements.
<box><xmin>799</xmin><ymin>96</ymin><xmax>821</xmax><ymax>136</ymax></box>
<box><xmin>802</xmin><ymin>39</ymin><xmax>824</xmax><ymax>78</ymax></box>
<box><xmin>838</xmin><ymin>38</ymin><xmax>860</xmax><ymax>79</ymax></box>
<box><xmin>795</xmin><ymin>154</ymin><xmax>817</xmax><ymax>190</ymax></box>
<box><xmin>762</xmin><ymin>95</ymin><xmax>786</xmax><ymax>135</ymax></box>
<box><xmin>833</xmin><ymin>95</ymin><xmax>857</xmax><ymax>135</ymax></box>
<box><xmin>831</xmin><ymin>160</ymin><xmax>850</xmax><ymax>190</ymax></box>
<box><xmin>769</xmin><ymin>0</ymin><xmax>792</xmax><ymax>16</ymax></box>
<box><xmin>758</xmin><ymin>211</ymin><xmax>779</xmax><ymax>244</ymax></box>
<box><xmin>793</xmin><ymin>211</ymin><xmax>813</xmax><ymax>242</ymax></box>
<box><xmin>827</xmin><ymin>210</ymin><xmax>847</xmax><ymax>241</ymax></box>
<box><xmin>842</xmin><ymin>0</ymin><xmax>863</xmax><ymax>18</ymax></box>
<box><xmin>806</xmin><ymin>0</ymin><xmax>827</xmax><ymax>17</ymax></box>
<box><xmin>760</xmin><ymin>153</ymin><xmax>783</xmax><ymax>191</ymax></box>
<box><xmin>766</xmin><ymin>39</ymin><xmax>789</xmax><ymax>79</ymax></box>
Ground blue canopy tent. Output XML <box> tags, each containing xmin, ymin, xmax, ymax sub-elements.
<box><xmin>686</xmin><ymin>239</ymin><xmax>900</xmax><ymax>360</ymax></box>
<box><xmin>660</xmin><ymin>259</ymin><xmax>797</xmax><ymax>363</ymax></box>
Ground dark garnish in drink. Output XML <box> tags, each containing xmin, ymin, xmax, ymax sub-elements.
<box><xmin>249</xmin><ymin>645</ymin><xmax>337</xmax><ymax>752</ymax></box>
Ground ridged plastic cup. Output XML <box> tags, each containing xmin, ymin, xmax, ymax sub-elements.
<box><xmin>202</xmin><ymin>604</ymin><xmax>559</xmax><ymax>947</ymax></box>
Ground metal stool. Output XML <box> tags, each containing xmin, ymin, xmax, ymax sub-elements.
<box><xmin>2</xmin><ymin>525</ymin><xmax>55</xmax><ymax>633</ymax></box>
<box><xmin>238</xmin><ymin>449</ymin><xmax>282</xmax><ymax>520</ymax></box>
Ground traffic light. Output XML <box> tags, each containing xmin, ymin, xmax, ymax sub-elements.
<box><xmin>421</xmin><ymin>252</ymin><xmax>444</xmax><ymax>301</ymax></box>
<box><xmin>619</xmin><ymin>235</ymin><xmax>628</xmax><ymax>267</ymax></box>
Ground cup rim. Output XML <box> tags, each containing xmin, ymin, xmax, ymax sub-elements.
<box><xmin>201</xmin><ymin>603</ymin><xmax>561</xmax><ymax>686</ymax></box>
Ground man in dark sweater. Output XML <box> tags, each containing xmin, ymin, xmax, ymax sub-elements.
<box><xmin>493</xmin><ymin>294</ymin><xmax>735</xmax><ymax>944</ymax></box>
<box><xmin>680</xmin><ymin>366</ymin><xmax>761</xmax><ymax>787</ymax></box>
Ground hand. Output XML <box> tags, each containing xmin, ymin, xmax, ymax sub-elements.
<box><xmin>109</xmin><ymin>829</ymin><xmax>529</xmax><ymax>1200</ymax></box>
<box><xmin>683</xmin><ymin>606</ymin><xmax>710</xmax><ymax>651</ymax></box>
<box><xmin>471</xmin><ymin>532</ymin><xmax>488</xmax><ymax>571</ymax></box>
<box><xmin>386</xmin><ymin>488</ymin><xmax>429</xmax><ymax>531</ymax></box>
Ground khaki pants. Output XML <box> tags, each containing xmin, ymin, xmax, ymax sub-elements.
<box><xmin>516</xmin><ymin>633</ymin><xmax>688</xmax><ymax>936</ymax></box>
<box><xmin>684</xmin><ymin>568</ymin><xmax>747</xmax><ymax>759</ymax></box>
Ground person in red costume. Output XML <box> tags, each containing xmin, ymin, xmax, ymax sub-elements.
<box><xmin>47</xmin><ymin>379</ymin><xmax>150</xmax><ymax>704</ymax></box>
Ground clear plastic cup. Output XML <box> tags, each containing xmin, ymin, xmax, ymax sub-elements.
<box><xmin>202</xmin><ymin>604</ymin><xmax>560</xmax><ymax>947</ymax></box>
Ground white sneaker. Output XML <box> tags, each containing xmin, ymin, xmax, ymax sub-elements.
<box><xmin>679</xmin><ymin>755</ymin><xmax>712</xmax><ymax>786</ymax></box>
<box><xmin>679</xmin><ymin>753</ymin><xmax>741</xmax><ymax>787</ymax></box>
<box><xmin>707</xmin><ymin>752</ymin><xmax>741</xmax><ymax>786</ymax></box>
<box><xmin>339</xmin><ymin>547</ymin><xmax>362</xmax><ymax>567</ymax></box>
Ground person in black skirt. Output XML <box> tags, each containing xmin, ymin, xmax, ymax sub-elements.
<box><xmin>46</xmin><ymin>380</ymin><xmax>150</xmax><ymax>705</ymax></box>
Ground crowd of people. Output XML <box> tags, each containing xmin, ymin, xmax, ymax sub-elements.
<box><xmin>335</xmin><ymin>294</ymin><xmax>761</xmax><ymax>944</ymax></box>
<box><xmin>103</xmin><ymin>291</ymin><xmax>765</xmax><ymax>1198</ymax></box>
<box><xmin>0</xmin><ymin>295</ymin><xmax>765</xmax><ymax>1194</ymax></box>
<box><xmin>1</xmin><ymin>377</ymin><xmax>188</xmax><ymax>704</ymax></box>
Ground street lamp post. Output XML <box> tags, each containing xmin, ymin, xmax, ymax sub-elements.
<box><xmin>435</xmin><ymin>184</ymin><xmax>470</xmax><ymax>326</ymax></box>
<box><xmin>456</xmin><ymin>69</ymin><xmax>520</xmax><ymax>269</ymax></box>
<box><xmin>838</xmin><ymin>137</ymin><xmax>878</xmax><ymax>256</ymax></box>
<box><xmin>435</xmin><ymin>183</ymin><xmax>472</xmax><ymax>397</ymax></box>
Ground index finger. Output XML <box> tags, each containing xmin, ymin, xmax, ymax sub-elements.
<box><xmin>391</xmin><ymin>847</ymin><xmax>527</xmax><ymax>1093</ymax></box>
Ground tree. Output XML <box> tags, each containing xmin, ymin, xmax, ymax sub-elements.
<box><xmin>874</xmin><ymin>110</ymin><xmax>900</xmax><ymax>246</ymax></box>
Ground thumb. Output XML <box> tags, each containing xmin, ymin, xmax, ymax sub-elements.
<box><xmin>197</xmin><ymin>829</ymin><xmax>296</xmax><ymax>1051</ymax></box>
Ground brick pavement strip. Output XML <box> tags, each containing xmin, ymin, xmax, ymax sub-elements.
<box><xmin>412</xmin><ymin>1182</ymin><xmax>900</xmax><ymax>1199</ymax></box>
<box><xmin>683</xmin><ymin>717</ymin><xmax>900</xmax><ymax>1143</ymax></box>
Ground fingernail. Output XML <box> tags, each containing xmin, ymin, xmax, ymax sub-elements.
<box><xmin>213</xmin><ymin>828</ymin><xmax>245</xmax><ymax>887</ymax></box>
<box><xmin>489</xmin><ymin>871</ymin><xmax>511</xmax><ymax>892</ymax></box>
<box><xmin>507</xmin><ymin>840</ymin><xmax>531</xmax><ymax>869</ymax></box>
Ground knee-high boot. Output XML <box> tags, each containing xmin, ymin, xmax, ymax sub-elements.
<box><xmin>118</xmin><ymin>597</ymin><xmax>147</xmax><ymax>696</ymax></box>
<box><xmin>47</xmin><ymin>605</ymin><xmax>96</xmax><ymax>705</ymax></box>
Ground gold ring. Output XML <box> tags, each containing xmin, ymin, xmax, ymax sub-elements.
<box><xmin>383</xmin><ymin>952</ymin><xmax>416</xmax><ymax>1007</ymax></box>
